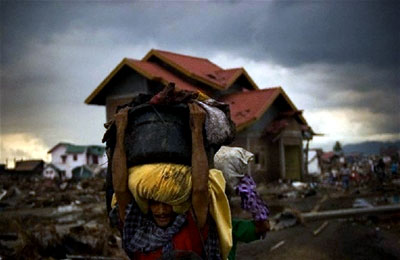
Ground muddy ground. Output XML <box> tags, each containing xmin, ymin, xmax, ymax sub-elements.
<box><xmin>0</xmin><ymin>175</ymin><xmax>399</xmax><ymax>260</ymax></box>
<box><xmin>236</xmin><ymin>183</ymin><xmax>400</xmax><ymax>260</ymax></box>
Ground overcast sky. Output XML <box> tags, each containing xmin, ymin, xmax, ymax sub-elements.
<box><xmin>1</xmin><ymin>1</ymin><xmax>399</xmax><ymax>164</ymax></box>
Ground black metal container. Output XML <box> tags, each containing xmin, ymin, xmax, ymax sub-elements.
<box><xmin>124</xmin><ymin>104</ymin><xmax>192</xmax><ymax>167</ymax></box>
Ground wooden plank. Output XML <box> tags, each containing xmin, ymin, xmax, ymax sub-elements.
<box><xmin>302</xmin><ymin>204</ymin><xmax>400</xmax><ymax>222</ymax></box>
<box><xmin>313</xmin><ymin>221</ymin><xmax>329</xmax><ymax>236</ymax></box>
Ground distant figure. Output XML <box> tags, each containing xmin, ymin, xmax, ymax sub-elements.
<box><xmin>375</xmin><ymin>158</ymin><xmax>386</xmax><ymax>184</ymax></box>
<box><xmin>391</xmin><ymin>161</ymin><xmax>398</xmax><ymax>176</ymax></box>
<box><xmin>341</xmin><ymin>163</ymin><xmax>350</xmax><ymax>190</ymax></box>
<box><xmin>330</xmin><ymin>169</ymin><xmax>339</xmax><ymax>186</ymax></box>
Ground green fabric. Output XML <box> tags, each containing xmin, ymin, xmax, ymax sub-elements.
<box><xmin>228</xmin><ymin>219</ymin><xmax>258</xmax><ymax>260</ymax></box>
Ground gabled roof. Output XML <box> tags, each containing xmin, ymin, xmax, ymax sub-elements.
<box><xmin>143</xmin><ymin>49</ymin><xmax>259</xmax><ymax>90</ymax></box>
<box><xmin>85</xmin><ymin>49</ymin><xmax>259</xmax><ymax>105</ymax></box>
<box><xmin>126</xmin><ymin>59</ymin><xmax>201</xmax><ymax>93</ymax></box>
<box><xmin>220</xmin><ymin>88</ymin><xmax>280</xmax><ymax>130</ymax></box>
<box><xmin>15</xmin><ymin>160</ymin><xmax>44</xmax><ymax>171</ymax></box>
<box><xmin>85</xmin><ymin>58</ymin><xmax>204</xmax><ymax>105</ymax></box>
<box><xmin>87</xmin><ymin>145</ymin><xmax>105</xmax><ymax>156</ymax></box>
<box><xmin>48</xmin><ymin>142</ymin><xmax>71</xmax><ymax>153</ymax></box>
<box><xmin>66</xmin><ymin>144</ymin><xmax>87</xmax><ymax>154</ymax></box>
<box><xmin>48</xmin><ymin>142</ymin><xmax>105</xmax><ymax>155</ymax></box>
<box><xmin>220</xmin><ymin>87</ymin><xmax>309</xmax><ymax>131</ymax></box>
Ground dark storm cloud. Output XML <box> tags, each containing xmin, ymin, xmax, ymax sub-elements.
<box><xmin>255</xmin><ymin>1</ymin><xmax>399</xmax><ymax>68</ymax></box>
<box><xmin>0</xmin><ymin>0</ymin><xmax>399</xmax><ymax>157</ymax></box>
<box><xmin>286</xmin><ymin>62</ymin><xmax>399</xmax><ymax>135</ymax></box>
<box><xmin>3</xmin><ymin>1</ymin><xmax>398</xmax><ymax>68</ymax></box>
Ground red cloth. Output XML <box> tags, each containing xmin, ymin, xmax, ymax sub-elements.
<box><xmin>133</xmin><ymin>212</ymin><xmax>208</xmax><ymax>260</ymax></box>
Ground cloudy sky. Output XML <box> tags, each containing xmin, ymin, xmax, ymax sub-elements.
<box><xmin>1</xmin><ymin>1</ymin><xmax>399</xmax><ymax>165</ymax></box>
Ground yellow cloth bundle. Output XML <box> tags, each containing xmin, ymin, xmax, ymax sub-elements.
<box><xmin>128</xmin><ymin>163</ymin><xmax>232</xmax><ymax>260</ymax></box>
<box><xmin>128</xmin><ymin>163</ymin><xmax>192</xmax><ymax>214</ymax></box>
<box><xmin>207</xmin><ymin>168</ymin><xmax>233</xmax><ymax>260</ymax></box>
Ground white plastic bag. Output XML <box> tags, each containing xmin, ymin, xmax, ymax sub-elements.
<box><xmin>214</xmin><ymin>146</ymin><xmax>254</xmax><ymax>190</ymax></box>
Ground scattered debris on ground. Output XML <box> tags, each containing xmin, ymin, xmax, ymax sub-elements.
<box><xmin>0</xmin><ymin>175</ymin><xmax>127</xmax><ymax>259</ymax></box>
<box><xmin>1</xmin><ymin>171</ymin><xmax>400</xmax><ymax>259</ymax></box>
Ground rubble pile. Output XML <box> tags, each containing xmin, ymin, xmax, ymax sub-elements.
<box><xmin>257</xmin><ymin>181</ymin><xmax>318</xmax><ymax>200</ymax></box>
<box><xmin>1</xmin><ymin>163</ymin><xmax>399</xmax><ymax>259</ymax></box>
<box><xmin>0</xmin><ymin>175</ymin><xmax>126</xmax><ymax>259</ymax></box>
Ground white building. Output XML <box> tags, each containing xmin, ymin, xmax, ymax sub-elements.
<box><xmin>45</xmin><ymin>142</ymin><xmax>107</xmax><ymax>179</ymax></box>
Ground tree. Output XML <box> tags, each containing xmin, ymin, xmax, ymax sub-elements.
<box><xmin>333</xmin><ymin>141</ymin><xmax>343</xmax><ymax>153</ymax></box>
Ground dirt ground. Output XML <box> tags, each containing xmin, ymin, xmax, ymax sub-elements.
<box><xmin>0</xmin><ymin>174</ymin><xmax>399</xmax><ymax>259</ymax></box>
<box><xmin>235</xmin><ymin>180</ymin><xmax>400</xmax><ymax>260</ymax></box>
<box><xmin>236</xmin><ymin>216</ymin><xmax>400</xmax><ymax>260</ymax></box>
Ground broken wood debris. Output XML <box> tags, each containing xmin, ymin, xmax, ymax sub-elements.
<box><xmin>313</xmin><ymin>221</ymin><xmax>329</xmax><ymax>236</ymax></box>
<box><xmin>269</xmin><ymin>240</ymin><xmax>285</xmax><ymax>252</ymax></box>
<box><xmin>311</xmin><ymin>194</ymin><xmax>328</xmax><ymax>213</ymax></box>
<box><xmin>302</xmin><ymin>204</ymin><xmax>400</xmax><ymax>222</ymax></box>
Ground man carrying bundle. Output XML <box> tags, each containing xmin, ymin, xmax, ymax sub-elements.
<box><xmin>107</xmin><ymin>86</ymin><xmax>233</xmax><ymax>260</ymax></box>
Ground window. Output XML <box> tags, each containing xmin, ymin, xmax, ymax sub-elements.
<box><xmin>61</xmin><ymin>155</ymin><xmax>67</xmax><ymax>164</ymax></box>
<box><xmin>254</xmin><ymin>146</ymin><xmax>267</xmax><ymax>170</ymax></box>
<box><xmin>92</xmin><ymin>155</ymin><xmax>98</xmax><ymax>164</ymax></box>
<box><xmin>73</xmin><ymin>154</ymin><xmax>78</xmax><ymax>161</ymax></box>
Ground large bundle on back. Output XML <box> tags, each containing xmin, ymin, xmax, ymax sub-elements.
<box><xmin>124</xmin><ymin>103</ymin><xmax>192</xmax><ymax>167</ymax></box>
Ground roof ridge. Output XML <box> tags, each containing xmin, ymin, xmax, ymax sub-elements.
<box><xmin>152</xmin><ymin>49</ymin><xmax>223</xmax><ymax>70</ymax></box>
<box><xmin>153</xmin><ymin>49</ymin><xmax>211</xmax><ymax>62</ymax></box>
<box><xmin>232</xmin><ymin>87</ymin><xmax>280</xmax><ymax>95</ymax></box>
<box><xmin>217</xmin><ymin>67</ymin><xmax>242</xmax><ymax>72</ymax></box>
<box><xmin>262</xmin><ymin>86</ymin><xmax>281</xmax><ymax>90</ymax></box>
<box><xmin>126</xmin><ymin>58</ymin><xmax>141</xmax><ymax>62</ymax></box>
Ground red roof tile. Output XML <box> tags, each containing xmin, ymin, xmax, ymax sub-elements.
<box><xmin>86</xmin><ymin>49</ymin><xmax>260</xmax><ymax>105</ymax></box>
<box><xmin>146</xmin><ymin>50</ymin><xmax>224</xmax><ymax>87</ymax></box>
<box><xmin>126</xmin><ymin>59</ymin><xmax>203</xmax><ymax>93</ymax></box>
<box><xmin>143</xmin><ymin>49</ymin><xmax>257</xmax><ymax>90</ymax></box>
<box><xmin>212</xmin><ymin>68</ymin><xmax>242</xmax><ymax>86</ymax></box>
<box><xmin>220</xmin><ymin>88</ymin><xmax>281</xmax><ymax>129</ymax></box>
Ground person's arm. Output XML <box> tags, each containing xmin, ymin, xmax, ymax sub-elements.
<box><xmin>189</xmin><ymin>103</ymin><xmax>209</xmax><ymax>228</ymax></box>
<box><xmin>112</xmin><ymin>107</ymin><xmax>132</xmax><ymax>222</ymax></box>
<box><xmin>254</xmin><ymin>220</ymin><xmax>270</xmax><ymax>239</ymax></box>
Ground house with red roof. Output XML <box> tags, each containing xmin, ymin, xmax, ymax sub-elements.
<box><xmin>85</xmin><ymin>49</ymin><xmax>315</xmax><ymax>182</ymax></box>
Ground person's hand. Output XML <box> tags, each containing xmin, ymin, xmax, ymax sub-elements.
<box><xmin>115</xmin><ymin>107</ymin><xmax>130</xmax><ymax>134</ymax></box>
<box><xmin>188</xmin><ymin>102</ymin><xmax>206</xmax><ymax>133</ymax></box>
<box><xmin>255</xmin><ymin>220</ymin><xmax>270</xmax><ymax>239</ymax></box>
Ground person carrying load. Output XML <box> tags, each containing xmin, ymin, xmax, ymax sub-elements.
<box><xmin>104</xmin><ymin>84</ymin><xmax>235</xmax><ymax>259</ymax></box>
<box><xmin>214</xmin><ymin>146</ymin><xmax>270</xmax><ymax>260</ymax></box>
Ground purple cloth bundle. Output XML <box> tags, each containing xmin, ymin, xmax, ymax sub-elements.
<box><xmin>236</xmin><ymin>175</ymin><xmax>269</xmax><ymax>221</ymax></box>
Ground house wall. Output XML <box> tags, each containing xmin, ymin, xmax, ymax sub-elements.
<box><xmin>51</xmin><ymin>146</ymin><xmax>68</xmax><ymax>166</ymax></box>
<box><xmin>51</xmin><ymin>146</ymin><xmax>87</xmax><ymax>179</ymax></box>
<box><xmin>213</xmin><ymin>82</ymin><xmax>243</xmax><ymax>99</ymax></box>
<box><xmin>86</xmin><ymin>153</ymin><xmax>108</xmax><ymax>166</ymax></box>
<box><xmin>279</xmin><ymin>119</ymin><xmax>304</xmax><ymax>181</ymax></box>
<box><xmin>230</xmin><ymin>98</ymin><xmax>305</xmax><ymax>183</ymax></box>
<box><xmin>231</xmin><ymin>105</ymin><xmax>279</xmax><ymax>183</ymax></box>
<box><xmin>105</xmin><ymin>67</ymin><xmax>149</xmax><ymax>121</ymax></box>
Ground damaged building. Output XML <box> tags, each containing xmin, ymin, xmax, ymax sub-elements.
<box><xmin>47</xmin><ymin>143</ymin><xmax>107</xmax><ymax>180</ymax></box>
<box><xmin>85</xmin><ymin>49</ymin><xmax>315</xmax><ymax>182</ymax></box>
